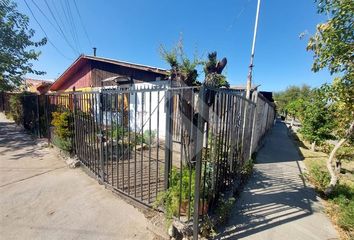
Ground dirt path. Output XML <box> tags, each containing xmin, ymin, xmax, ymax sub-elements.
<box><xmin>0</xmin><ymin>113</ymin><xmax>155</xmax><ymax>240</ymax></box>
<box><xmin>215</xmin><ymin>121</ymin><xmax>338</xmax><ymax>240</ymax></box>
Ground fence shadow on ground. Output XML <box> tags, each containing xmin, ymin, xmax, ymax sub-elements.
<box><xmin>214</xmin><ymin>122</ymin><xmax>317</xmax><ymax>239</ymax></box>
<box><xmin>214</xmin><ymin>169</ymin><xmax>316</xmax><ymax>239</ymax></box>
<box><xmin>0</xmin><ymin>121</ymin><xmax>47</xmax><ymax>160</ymax></box>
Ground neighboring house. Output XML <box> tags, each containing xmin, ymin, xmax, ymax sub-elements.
<box><xmin>50</xmin><ymin>54</ymin><xmax>170</xmax><ymax>137</ymax></box>
<box><xmin>24</xmin><ymin>78</ymin><xmax>53</xmax><ymax>94</ymax></box>
<box><xmin>259</xmin><ymin>91</ymin><xmax>274</xmax><ymax>103</ymax></box>
<box><xmin>229</xmin><ymin>85</ymin><xmax>259</xmax><ymax>96</ymax></box>
<box><xmin>49</xmin><ymin>55</ymin><xmax>169</xmax><ymax>92</ymax></box>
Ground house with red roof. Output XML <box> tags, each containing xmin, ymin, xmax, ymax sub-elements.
<box><xmin>49</xmin><ymin>55</ymin><xmax>169</xmax><ymax>92</ymax></box>
<box><xmin>24</xmin><ymin>78</ymin><xmax>53</xmax><ymax>94</ymax></box>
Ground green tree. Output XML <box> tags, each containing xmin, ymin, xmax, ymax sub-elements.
<box><xmin>274</xmin><ymin>84</ymin><xmax>311</xmax><ymax>120</ymax></box>
<box><xmin>307</xmin><ymin>0</ymin><xmax>354</xmax><ymax>195</ymax></box>
<box><xmin>285</xmin><ymin>98</ymin><xmax>307</xmax><ymax>122</ymax></box>
<box><xmin>299</xmin><ymin>89</ymin><xmax>335</xmax><ymax>151</ymax></box>
<box><xmin>160</xmin><ymin>38</ymin><xmax>201</xmax><ymax>87</ymax></box>
<box><xmin>0</xmin><ymin>0</ymin><xmax>46</xmax><ymax>91</ymax></box>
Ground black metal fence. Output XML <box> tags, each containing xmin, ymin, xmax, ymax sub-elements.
<box><xmin>0</xmin><ymin>86</ymin><xmax>275</xmax><ymax>236</ymax></box>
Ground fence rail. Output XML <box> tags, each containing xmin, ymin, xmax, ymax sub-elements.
<box><xmin>0</xmin><ymin>85</ymin><xmax>275</xmax><ymax>237</ymax></box>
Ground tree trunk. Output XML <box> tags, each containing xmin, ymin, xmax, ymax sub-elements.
<box><xmin>335</xmin><ymin>159</ymin><xmax>342</xmax><ymax>173</ymax></box>
<box><xmin>324</xmin><ymin>138</ymin><xmax>346</xmax><ymax>196</ymax></box>
<box><xmin>311</xmin><ymin>142</ymin><xmax>316</xmax><ymax>152</ymax></box>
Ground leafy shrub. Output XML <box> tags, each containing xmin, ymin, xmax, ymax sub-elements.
<box><xmin>154</xmin><ymin>167</ymin><xmax>196</xmax><ymax>219</ymax></box>
<box><xmin>318</xmin><ymin>142</ymin><xmax>354</xmax><ymax>162</ymax></box>
<box><xmin>336</xmin><ymin>145</ymin><xmax>354</xmax><ymax>163</ymax></box>
<box><xmin>8</xmin><ymin>94</ymin><xmax>24</xmax><ymax>125</ymax></box>
<box><xmin>215</xmin><ymin>196</ymin><xmax>236</xmax><ymax>225</ymax></box>
<box><xmin>51</xmin><ymin>111</ymin><xmax>72</xmax><ymax>139</ymax></box>
<box><xmin>308</xmin><ymin>164</ymin><xmax>330</xmax><ymax>192</ymax></box>
<box><xmin>111</xmin><ymin>125</ymin><xmax>125</xmax><ymax>139</ymax></box>
<box><xmin>122</xmin><ymin>130</ymin><xmax>157</xmax><ymax>147</ymax></box>
<box><xmin>200</xmin><ymin>215</ymin><xmax>216</xmax><ymax>238</ymax></box>
<box><xmin>328</xmin><ymin>184</ymin><xmax>354</xmax><ymax>234</ymax></box>
<box><xmin>318</xmin><ymin>142</ymin><xmax>333</xmax><ymax>154</ymax></box>
<box><xmin>135</xmin><ymin>130</ymin><xmax>157</xmax><ymax>145</ymax></box>
<box><xmin>51</xmin><ymin>133</ymin><xmax>72</xmax><ymax>152</ymax></box>
<box><xmin>335</xmin><ymin>198</ymin><xmax>354</xmax><ymax>233</ymax></box>
<box><xmin>241</xmin><ymin>159</ymin><xmax>254</xmax><ymax>177</ymax></box>
<box><xmin>51</xmin><ymin>111</ymin><xmax>72</xmax><ymax>151</ymax></box>
<box><xmin>306</xmin><ymin>163</ymin><xmax>354</xmax><ymax>237</ymax></box>
<box><xmin>154</xmin><ymin>163</ymin><xmax>214</xmax><ymax>221</ymax></box>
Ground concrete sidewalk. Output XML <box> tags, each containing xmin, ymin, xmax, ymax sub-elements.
<box><xmin>0</xmin><ymin>114</ymin><xmax>155</xmax><ymax>240</ymax></box>
<box><xmin>216</xmin><ymin>121</ymin><xmax>338</xmax><ymax>240</ymax></box>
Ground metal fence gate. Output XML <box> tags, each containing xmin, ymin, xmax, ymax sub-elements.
<box><xmin>71</xmin><ymin>87</ymin><xmax>167</xmax><ymax>206</ymax></box>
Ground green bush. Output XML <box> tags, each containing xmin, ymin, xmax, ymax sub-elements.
<box><xmin>307</xmin><ymin>164</ymin><xmax>354</xmax><ymax>237</ymax></box>
<box><xmin>308</xmin><ymin>164</ymin><xmax>331</xmax><ymax>192</ymax></box>
<box><xmin>328</xmin><ymin>184</ymin><xmax>354</xmax><ymax>233</ymax></box>
<box><xmin>241</xmin><ymin>159</ymin><xmax>254</xmax><ymax>177</ymax></box>
<box><xmin>51</xmin><ymin>111</ymin><xmax>72</xmax><ymax>139</ymax></box>
<box><xmin>51</xmin><ymin>133</ymin><xmax>72</xmax><ymax>152</ymax></box>
<box><xmin>111</xmin><ymin>125</ymin><xmax>125</xmax><ymax>139</ymax></box>
<box><xmin>8</xmin><ymin>94</ymin><xmax>24</xmax><ymax>125</ymax></box>
<box><xmin>215</xmin><ymin>196</ymin><xmax>236</xmax><ymax>225</ymax></box>
<box><xmin>134</xmin><ymin>130</ymin><xmax>157</xmax><ymax>145</ymax></box>
<box><xmin>51</xmin><ymin>111</ymin><xmax>72</xmax><ymax>151</ymax></box>
<box><xmin>154</xmin><ymin>167</ymin><xmax>196</xmax><ymax>219</ymax></box>
<box><xmin>336</xmin><ymin>145</ymin><xmax>354</xmax><ymax>163</ymax></box>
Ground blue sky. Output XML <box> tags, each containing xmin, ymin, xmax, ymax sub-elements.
<box><xmin>16</xmin><ymin>0</ymin><xmax>332</xmax><ymax>92</ymax></box>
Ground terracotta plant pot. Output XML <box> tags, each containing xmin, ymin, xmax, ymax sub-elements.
<box><xmin>179</xmin><ymin>200</ymin><xmax>209</xmax><ymax>216</ymax></box>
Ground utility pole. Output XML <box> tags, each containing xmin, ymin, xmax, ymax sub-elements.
<box><xmin>246</xmin><ymin>0</ymin><xmax>261</xmax><ymax>99</ymax></box>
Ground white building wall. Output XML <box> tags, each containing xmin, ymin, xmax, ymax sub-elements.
<box><xmin>128</xmin><ymin>81</ymin><xmax>168</xmax><ymax>139</ymax></box>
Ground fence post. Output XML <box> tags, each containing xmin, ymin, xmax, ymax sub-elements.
<box><xmin>240</xmin><ymin>97</ymin><xmax>248</xmax><ymax>163</ymax></box>
<box><xmin>164</xmin><ymin>88</ymin><xmax>173</xmax><ymax>190</ymax></box>
<box><xmin>1</xmin><ymin>91</ymin><xmax>4</xmax><ymax>112</ymax></box>
<box><xmin>73</xmin><ymin>90</ymin><xmax>78</xmax><ymax>155</ymax></box>
<box><xmin>36</xmin><ymin>95</ymin><xmax>40</xmax><ymax>137</ymax></box>
<box><xmin>249</xmin><ymin>91</ymin><xmax>258</xmax><ymax>157</ymax></box>
<box><xmin>98</xmin><ymin>92</ymin><xmax>105</xmax><ymax>182</ymax></box>
<box><xmin>45</xmin><ymin>95</ymin><xmax>51</xmax><ymax>144</ymax></box>
<box><xmin>193</xmin><ymin>85</ymin><xmax>207</xmax><ymax>240</ymax></box>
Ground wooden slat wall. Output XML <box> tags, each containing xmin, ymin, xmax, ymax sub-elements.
<box><xmin>91</xmin><ymin>61</ymin><xmax>167</xmax><ymax>87</ymax></box>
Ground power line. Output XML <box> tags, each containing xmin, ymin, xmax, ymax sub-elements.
<box><xmin>227</xmin><ymin>0</ymin><xmax>252</xmax><ymax>31</ymax></box>
<box><xmin>59</xmin><ymin>0</ymin><xmax>80</xmax><ymax>53</ymax></box>
<box><xmin>23</xmin><ymin>0</ymin><xmax>72</xmax><ymax>60</ymax></box>
<box><xmin>73</xmin><ymin>0</ymin><xmax>92</xmax><ymax>47</ymax></box>
<box><xmin>64</xmin><ymin>0</ymin><xmax>81</xmax><ymax>53</ymax></box>
<box><xmin>51</xmin><ymin>0</ymin><xmax>74</xmax><ymax>51</ymax></box>
<box><xmin>31</xmin><ymin>0</ymin><xmax>79</xmax><ymax>55</ymax></box>
<box><xmin>51</xmin><ymin>0</ymin><xmax>67</xmax><ymax>33</ymax></box>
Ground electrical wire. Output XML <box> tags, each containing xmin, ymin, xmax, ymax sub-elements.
<box><xmin>59</xmin><ymin>0</ymin><xmax>80</xmax><ymax>53</ymax></box>
<box><xmin>23</xmin><ymin>0</ymin><xmax>72</xmax><ymax>60</ymax></box>
<box><xmin>31</xmin><ymin>0</ymin><xmax>79</xmax><ymax>55</ymax></box>
<box><xmin>51</xmin><ymin>0</ymin><xmax>68</xmax><ymax>34</ymax></box>
<box><xmin>73</xmin><ymin>0</ymin><xmax>92</xmax><ymax>47</ymax></box>
<box><xmin>227</xmin><ymin>0</ymin><xmax>252</xmax><ymax>31</ymax></box>
<box><xmin>51</xmin><ymin>0</ymin><xmax>79</xmax><ymax>54</ymax></box>
<box><xmin>64</xmin><ymin>0</ymin><xmax>81</xmax><ymax>53</ymax></box>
